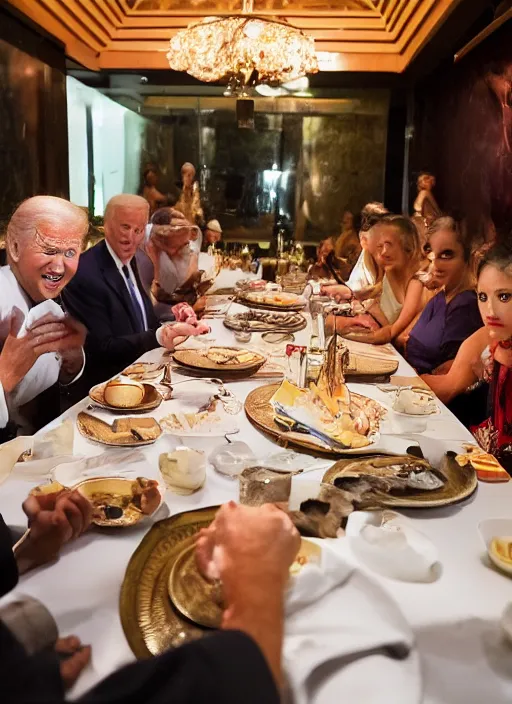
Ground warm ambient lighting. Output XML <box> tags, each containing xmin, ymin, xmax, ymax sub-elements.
<box><xmin>167</xmin><ymin>0</ymin><xmax>318</xmax><ymax>95</ymax></box>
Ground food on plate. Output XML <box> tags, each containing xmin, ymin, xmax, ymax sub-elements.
<box><xmin>205</xmin><ymin>347</ymin><xmax>262</xmax><ymax>366</ymax></box>
<box><xmin>159</xmin><ymin>448</ymin><xmax>206</xmax><ymax>495</ymax></box>
<box><xmin>160</xmin><ymin>408</ymin><xmax>222</xmax><ymax>433</ymax></box>
<box><xmin>239</xmin><ymin>466</ymin><xmax>292</xmax><ymax>506</ymax></box>
<box><xmin>224</xmin><ymin>309</ymin><xmax>306</xmax><ymax>332</ymax></box>
<box><xmin>326</xmin><ymin>455</ymin><xmax>446</xmax><ymax>498</ymax></box>
<box><xmin>76</xmin><ymin>476</ymin><xmax>161</xmax><ymax>525</ymax></box>
<box><xmin>270</xmin><ymin>378</ymin><xmax>383</xmax><ymax>450</ymax></box>
<box><xmin>111</xmin><ymin>417</ymin><xmax>162</xmax><ymax>441</ymax></box>
<box><xmin>104</xmin><ymin>376</ymin><xmax>145</xmax><ymax>408</ymax></box>
<box><xmin>30</xmin><ymin>481</ymin><xmax>66</xmax><ymax>497</ymax></box>
<box><xmin>456</xmin><ymin>444</ymin><xmax>510</xmax><ymax>483</ymax></box>
<box><xmin>490</xmin><ymin>537</ymin><xmax>512</xmax><ymax>572</ymax></box>
<box><xmin>392</xmin><ymin>388</ymin><xmax>438</xmax><ymax>415</ymax></box>
<box><xmin>243</xmin><ymin>291</ymin><xmax>302</xmax><ymax>307</ymax></box>
<box><xmin>76</xmin><ymin>412</ymin><xmax>161</xmax><ymax>445</ymax></box>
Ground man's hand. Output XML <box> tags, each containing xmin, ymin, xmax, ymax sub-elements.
<box><xmin>158</xmin><ymin>321</ymin><xmax>210</xmax><ymax>350</ymax></box>
<box><xmin>196</xmin><ymin>502</ymin><xmax>300</xmax><ymax>690</ymax></box>
<box><xmin>321</xmin><ymin>284</ymin><xmax>353</xmax><ymax>302</ymax></box>
<box><xmin>0</xmin><ymin>309</ymin><xmax>69</xmax><ymax>394</ymax></box>
<box><xmin>56</xmin><ymin>636</ymin><xmax>91</xmax><ymax>690</ymax></box>
<box><xmin>15</xmin><ymin>490</ymin><xmax>92</xmax><ymax>574</ymax></box>
<box><xmin>49</xmin><ymin>317</ymin><xmax>87</xmax><ymax>382</ymax></box>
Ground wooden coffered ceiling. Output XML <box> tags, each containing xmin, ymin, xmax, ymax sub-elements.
<box><xmin>7</xmin><ymin>0</ymin><xmax>465</xmax><ymax>73</ymax></box>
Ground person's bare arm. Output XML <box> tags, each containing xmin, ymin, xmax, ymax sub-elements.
<box><xmin>421</xmin><ymin>327</ymin><xmax>488</xmax><ymax>403</ymax></box>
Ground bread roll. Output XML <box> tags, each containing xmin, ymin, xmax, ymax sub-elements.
<box><xmin>104</xmin><ymin>376</ymin><xmax>145</xmax><ymax>408</ymax></box>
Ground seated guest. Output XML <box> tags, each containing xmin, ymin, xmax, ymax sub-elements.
<box><xmin>347</xmin><ymin>202</ymin><xmax>389</xmax><ymax>291</ymax></box>
<box><xmin>141</xmin><ymin>168</ymin><xmax>168</xmax><ymax>216</ymax></box>
<box><xmin>423</xmin><ymin>242</ymin><xmax>512</xmax><ymax>463</ymax></box>
<box><xmin>204</xmin><ymin>219</ymin><xmax>223</xmax><ymax>249</ymax></box>
<box><xmin>333</xmin><ymin>209</ymin><xmax>361</xmax><ymax>276</ymax></box>
<box><xmin>0</xmin><ymin>196</ymin><xmax>89</xmax><ymax>439</ymax></box>
<box><xmin>340</xmin><ymin>215</ymin><xmax>426</xmax><ymax>344</ymax></box>
<box><xmin>308</xmin><ymin>239</ymin><xmax>347</xmax><ymax>283</ymax></box>
<box><xmin>2</xmin><ymin>502</ymin><xmax>294</xmax><ymax>703</ymax></box>
<box><xmin>405</xmin><ymin>217</ymin><xmax>483</xmax><ymax>374</ymax></box>
<box><xmin>62</xmin><ymin>195</ymin><xmax>208</xmax><ymax>388</ymax></box>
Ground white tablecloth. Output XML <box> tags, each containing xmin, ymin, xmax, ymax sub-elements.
<box><xmin>1</xmin><ymin>309</ymin><xmax>512</xmax><ymax>702</ymax></box>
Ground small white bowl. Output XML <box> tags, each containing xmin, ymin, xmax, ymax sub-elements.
<box><xmin>478</xmin><ymin>518</ymin><xmax>512</xmax><ymax>576</ymax></box>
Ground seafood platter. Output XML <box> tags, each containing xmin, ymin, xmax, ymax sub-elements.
<box><xmin>173</xmin><ymin>346</ymin><xmax>266</xmax><ymax>378</ymax></box>
<box><xmin>223</xmin><ymin>308</ymin><xmax>307</xmax><ymax>333</ymax></box>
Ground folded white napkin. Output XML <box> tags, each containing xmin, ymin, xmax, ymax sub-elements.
<box><xmin>283</xmin><ymin>544</ymin><xmax>421</xmax><ymax>704</ymax></box>
<box><xmin>10</xmin><ymin>300</ymin><xmax>64</xmax><ymax>410</ymax></box>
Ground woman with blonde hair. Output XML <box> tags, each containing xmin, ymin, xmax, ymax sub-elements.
<box><xmin>342</xmin><ymin>215</ymin><xmax>426</xmax><ymax>344</ymax></box>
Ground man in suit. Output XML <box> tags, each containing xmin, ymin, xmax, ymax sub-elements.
<box><xmin>63</xmin><ymin>195</ymin><xmax>207</xmax><ymax>388</ymax></box>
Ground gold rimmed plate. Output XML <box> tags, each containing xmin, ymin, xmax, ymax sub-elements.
<box><xmin>120</xmin><ymin>506</ymin><xmax>219</xmax><ymax>657</ymax></box>
<box><xmin>322</xmin><ymin>452</ymin><xmax>477</xmax><ymax>508</ymax></box>
<box><xmin>74</xmin><ymin>476</ymin><xmax>163</xmax><ymax>528</ymax></box>
<box><xmin>76</xmin><ymin>412</ymin><xmax>162</xmax><ymax>447</ymax></box>
<box><xmin>89</xmin><ymin>382</ymin><xmax>162</xmax><ymax>413</ymax></box>
<box><xmin>237</xmin><ymin>292</ymin><xmax>306</xmax><ymax>312</ymax></box>
<box><xmin>173</xmin><ymin>347</ymin><xmax>266</xmax><ymax>376</ymax></box>
<box><xmin>245</xmin><ymin>383</ymin><xmax>383</xmax><ymax>457</ymax></box>
<box><xmin>122</xmin><ymin>362</ymin><xmax>163</xmax><ymax>382</ymax></box>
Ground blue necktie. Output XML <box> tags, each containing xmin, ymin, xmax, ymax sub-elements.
<box><xmin>122</xmin><ymin>265</ymin><xmax>145</xmax><ymax>332</ymax></box>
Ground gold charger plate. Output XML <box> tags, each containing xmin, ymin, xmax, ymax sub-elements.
<box><xmin>76</xmin><ymin>412</ymin><xmax>162</xmax><ymax>447</ymax></box>
<box><xmin>89</xmin><ymin>382</ymin><xmax>162</xmax><ymax>413</ymax></box>
<box><xmin>322</xmin><ymin>452</ymin><xmax>477</xmax><ymax>508</ymax></box>
<box><xmin>237</xmin><ymin>293</ymin><xmax>306</xmax><ymax>312</ymax></box>
<box><xmin>120</xmin><ymin>506</ymin><xmax>218</xmax><ymax>657</ymax></box>
<box><xmin>168</xmin><ymin>537</ymin><xmax>322</xmax><ymax>631</ymax></box>
<box><xmin>173</xmin><ymin>347</ymin><xmax>266</xmax><ymax>374</ymax></box>
<box><xmin>245</xmin><ymin>383</ymin><xmax>382</xmax><ymax>458</ymax></box>
<box><xmin>169</xmin><ymin>544</ymin><xmax>223</xmax><ymax>629</ymax></box>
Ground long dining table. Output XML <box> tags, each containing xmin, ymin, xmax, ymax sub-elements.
<box><xmin>1</xmin><ymin>304</ymin><xmax>512</xmax><ymax>703</ymax></box>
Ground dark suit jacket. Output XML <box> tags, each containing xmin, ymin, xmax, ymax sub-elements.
<box><xmin>62</xmin><ymin>241</ymin><xmax>162</xmax><ymax>388</ymax></box>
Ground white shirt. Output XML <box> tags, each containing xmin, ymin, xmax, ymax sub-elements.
<box><xmin>380</xmin><ymin>275</ymin><xmax>402</xmax><ymax>325</ymax></box>
<box><xmin>105</xmin><ymin>240</ymin><xmax>149</xmax><ymax>331</ymax></box>
<box><xmin>0</xmin><ymin>266</ymin><xmax>84</xmax><ymax>431</ymax></box>
<box><xmin>347</xmin><ymin>250</ymin><xmax>375</xmax><ymax>291</ymax></box>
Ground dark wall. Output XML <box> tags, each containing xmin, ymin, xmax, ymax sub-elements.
<box><xmin>410</xmin><ymin>17</ymin><xmax>512</xmax><ymax>242</ymax></box>
<box><xmin>0</xmin><ymin>7</ymin><xmax>69</xmax><ymax>230</ymax></box>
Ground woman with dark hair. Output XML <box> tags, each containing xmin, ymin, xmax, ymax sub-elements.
<box><xmin>422</xmin><ymin>241</ymin><xmax>512</xmax><ymax>468</ymax></box>
<box><xmin>405</xmin><ymin>217</ymin><xmax>483</xmax><ymax>374</ymax></box>
<box><xmin>333</xmin><ymin>210</ymin><xmax>360</xmax><ymax>275</ymax></box>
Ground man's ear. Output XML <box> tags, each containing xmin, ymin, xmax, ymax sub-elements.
<box><xmin>7</xmin><ymin>237</ymin><xmax>21</xmax><ymax>263</ymax></box>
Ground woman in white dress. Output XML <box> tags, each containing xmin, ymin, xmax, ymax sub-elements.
<box><xmin>0</xmin><ymin>196</ymin><xmax>89</xmax><ymax>438</ymax></box>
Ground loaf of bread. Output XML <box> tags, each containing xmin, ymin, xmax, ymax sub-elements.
<box><xmin>104</xmin><ymin>376</ymin><xmax>145</xmax><ymax>408</ymax></box>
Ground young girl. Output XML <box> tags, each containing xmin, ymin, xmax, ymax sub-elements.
<box><xmin>423</xmin><ymin>242</ymin><xmax>512</xmax><ymax>470</ymax></box>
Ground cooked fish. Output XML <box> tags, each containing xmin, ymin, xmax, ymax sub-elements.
<box><xmin>288</xmin><ymin>483</ymin><xmax>354</xmax><ymax>538</ymax></box>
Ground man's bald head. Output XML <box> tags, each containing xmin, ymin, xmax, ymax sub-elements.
<box><xmin>6</xmin><ymin>196</ymin><xmax>88</xmax><ymax>302</ymax></box>
<box><xmin>104</xmin><ymin>194</ymin><xmax>149</xmax><ymax>224</ymax></box>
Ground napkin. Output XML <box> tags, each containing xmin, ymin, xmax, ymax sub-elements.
<box><xmin>283</xmin><ymin>544</ymin><xmax>420</xmax><ymax>704</ymax></box>
<box><xmin>10</xmin><ymin>300</ymin><xmax>65</xmax><ymax>410</ymax></box>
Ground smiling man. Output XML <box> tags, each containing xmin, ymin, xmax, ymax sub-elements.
<box><xmin>0</xmin><ymin>196</ymin><xmax>89</xmax><ymax>439</ymax></box>
<box><xmin>62</xmin><ymin>194</ymin><xmax>208</xmax><ymax>388</ymax></box>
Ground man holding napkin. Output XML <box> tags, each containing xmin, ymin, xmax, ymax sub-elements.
<box><xmin>0</xmin><ymin>196</ymin><xmax>90</xmax><ymax>440</ymax></box>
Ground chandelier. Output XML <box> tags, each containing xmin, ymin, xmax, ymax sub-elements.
<box><xmin>166</xmin><ymin>0</ymin><xmax>318</xmax><ymax>95</ymax></box>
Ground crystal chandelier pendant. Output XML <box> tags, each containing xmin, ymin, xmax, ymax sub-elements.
<box><xmin>166</xmin><ymin>0</ymin><xmax>318</xmax><ymax>92</ymax></box>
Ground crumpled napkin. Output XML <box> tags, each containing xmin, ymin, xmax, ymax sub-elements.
<box><xmin>10</xmin><ymin>300</ymin><xmax>65</xmax><ymax>410</ymax></box>
<box><xmin>283</xmin><ymin>543</ymin><xmax>420</xmax><ymax>704</ymax></box>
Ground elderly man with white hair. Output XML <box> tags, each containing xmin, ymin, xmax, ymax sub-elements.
<box><xmin>63</xmin><ymin>194</ymin><xmax>208</xmax><ymax>388</ymax></box>
<box><xmin>0</xmin><ymin>196</ymin><xmax>89</xmax><ymax>440</ymax></box>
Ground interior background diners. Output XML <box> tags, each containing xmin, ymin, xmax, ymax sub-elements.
<box><xmin>2</xmin><ymin>2</ymin><xmax>512</xmax><ymax>704</ymax></box>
